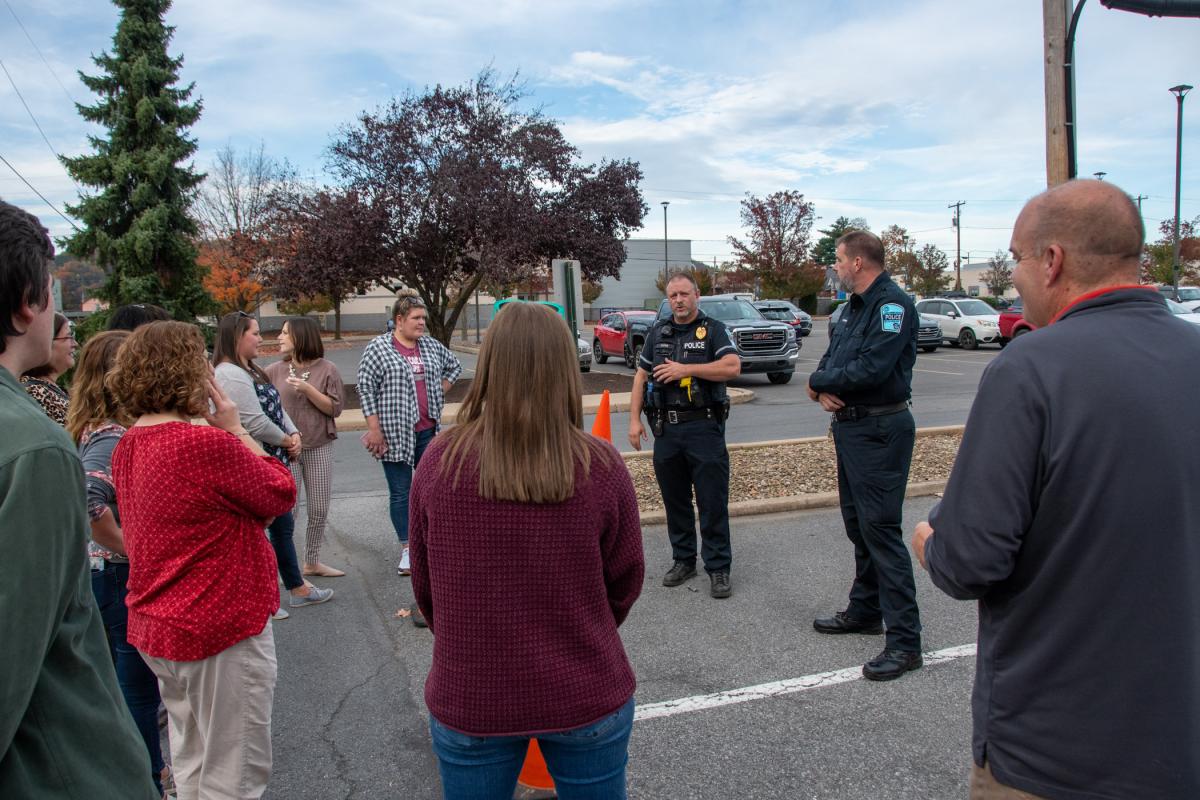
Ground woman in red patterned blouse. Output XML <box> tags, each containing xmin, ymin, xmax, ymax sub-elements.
<box><xmin>409</xmin><ymin>302</ymin><xmax>644</xmax><ymax>799</ymax></box>
<box><xmin>109</xmin><ymin>321</ymin><xmax>296</xmax><ymax>800</ymax></box>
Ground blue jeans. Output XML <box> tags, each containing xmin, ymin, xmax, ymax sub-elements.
<box><xmin>91</xmin><ymin>561</ymin><xmax>165</xmax><ymax>794</ymax></box>
<box><xmin>428</xmin><ymin>698</ymin><xmax>634</xmax><ymax>800</ymax></box>
<box><xmin>269</xmin><ymin>510</ymin><xmax>304</xmax><ymax>590</ymax></box>
<box><xmin>381</xmin><ymin>428</ymin><xmax>435</xmax><ymax>545</ymax></box>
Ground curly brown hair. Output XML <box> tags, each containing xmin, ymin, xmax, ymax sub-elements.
<box><xmin>108</xmin><ymin>321</ymin><xmax>209</xmax><ymax>418</ymax></box>
<box><xmin>66</xmin><ymin>330</ymin><xmax>131</xmax><ymax>442</ymax></box>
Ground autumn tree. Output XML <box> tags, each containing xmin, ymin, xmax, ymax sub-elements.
<box><xmin>811</xmin><ymin>216</ymin><xmax>870</xmax><ymax>266</ymax></box>
<box><xmin>1142</xmin><ymin>215</ymin><xmax>1199</xmax><ymax>285</ymax></box>
<box><xmin>55</xmin><ymin>258</ymin><xmax>106</xmax><ymax>311</ymax></box>
<box><xmin>726</xmin><ymin>190</ymin><xmax>825</xmax><ymax>303</ymax></box>
<box><xmin>978</xmin><ymin>250</ymin><xmax>1015</xmax><ymax>296</ymax></box>
<box><xmin>327</xmin><ymin>69</ymin><xmax>646</xmax><ymax>344</ymax></box>
<box><xmin>61</xmin><ymin>0</ymin><xmax>208</xmax><ymax>319</ymax></box>
<box><xmin>654</xmin><ymin>265</ymin><xmax>715</xmax><ymax>295</ymax></box>
<box><xmin>199</xmin><ymin>242</ymin><xmax>269</xmax><ymax>313</ymax></box>
<box><xmin>194</xmin><ymin>144</ymin><xmax>293</xmax><ymax>313</ymax></box>
<box><xmin>265</xmin><ymin>187</ymin><xmax>391</xmax><ymax>338</ymax></box>
<box><xmin>909</xmin><ymin>244</ymin><xmax>952</xmax><ymax>296</ymax></box>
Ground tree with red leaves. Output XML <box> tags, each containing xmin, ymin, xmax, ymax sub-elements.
<box><xmin>327</xmin><ymin>69</ymin><xmax>646</xmax><ymax>343</ymax></box>
<box><xmin>265</xmin><ymin>188</ymin><xmax>391</xmax><ymax>339</ymax></box>
<box><xmin>727</xmin><ymin>190</ymin><xmax>825</xmax><ymax>302</ymax></box>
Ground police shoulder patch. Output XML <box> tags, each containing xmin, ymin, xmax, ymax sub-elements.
<box><xmin>880</xmin><ymin>303</ymin><xmax>904</xmax><ymax>334</ymax></box>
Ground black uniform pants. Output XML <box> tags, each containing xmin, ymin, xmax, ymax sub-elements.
<box><xmin>832</xmin><ymin>409</ymin><xmax>921</xmax><ymax>652</ymax></box>
<box><xmin>651</xmin><ymin>417</ymin><xmax>732</xmax><ymax>573</ymax></box>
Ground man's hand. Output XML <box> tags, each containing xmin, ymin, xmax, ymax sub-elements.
<box><xmin>652</xmin><ymin>359</ymin><xmax>690</xmax><ymax>384</ymax></box>
<box><xmin>628</xmin><ymin>419</ymin><xmax>647</xmax><ymax>451</ymax></box>
<box><xmin>806</xmin><ymin>384</ymin><xmax>819</xmax><ymax>402</ymax></box>
<box><xmin>817</xmin><ymin>392</ymin><xmax>846</xmax><ymax>412</ymax></box>
<box><xmin>912</xmin><ymin>521</ymin><xmax>934</xmax><ymax>570</ymax></box>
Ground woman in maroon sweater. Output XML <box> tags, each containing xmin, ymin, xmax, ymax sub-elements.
<box><xmin>410</xmin><ymin>302</ymin><xmax>644</xmax><ymax>800</ymax></box>
<box><xmin>109</xmin><ymin>321</ymin><xmax>296</xmax><ymax>800</ymax></box>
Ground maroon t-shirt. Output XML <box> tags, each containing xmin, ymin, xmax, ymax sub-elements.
<box><xmin>392</xmin><ymin>337</ymin><xmax>436</xmax><ymax>432</ymax></box>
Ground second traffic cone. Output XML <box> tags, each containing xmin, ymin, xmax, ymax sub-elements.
<box><xmin>517</xmin><ymin>739</ymin><xmax>555</xmax><ymax>791</ymax></box>
<box><xmin>590</xmin><ymin>389</ymin><xmax>612</xmax><ymax>442</ymax></box>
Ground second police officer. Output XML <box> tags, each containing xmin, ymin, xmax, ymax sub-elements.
<box><xmin>807</xmin><ymin>230</ymin><xmax>923</xmax><ymax>681</ymax></box>
<box><xmin>629</xmin><ymin>271</ymin><xmax>741</xmax><ymax>598</ymax></box>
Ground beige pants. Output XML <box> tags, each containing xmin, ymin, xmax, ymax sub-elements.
<box><xmin>143</xmin><ymin>625</ymin><xmax>277</xmax><ymax>800</ymax></box>
<box><xmin>970</xmin><ymin>761</ymin><xmax>1048</xmax><ymax>800</ymax></box>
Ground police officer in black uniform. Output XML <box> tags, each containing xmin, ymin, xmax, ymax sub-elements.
<box><xmin>629</xmin><ymin>271</ymin><xmax>741</xmax><ymax>598</ymax></box>
<box><xmin>808</xmin><ymin>230</ymin><xmax>923</xmax><ymax>681</ymax></box>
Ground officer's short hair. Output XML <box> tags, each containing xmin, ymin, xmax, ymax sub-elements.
<box><xmin>837</xmin><ymin>230</ymin><xmax>884</xmax><ymax>268</ymax></box>
<box><xmin>665</xmin><ymin>270</ymin><xmax>699</xmax><ymax>293</ymax></box>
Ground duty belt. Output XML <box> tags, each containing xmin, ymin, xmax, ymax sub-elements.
<box><xmin>831</xmin><ymin>401</ymin><xmax>910</xmax><ymax>423</ymax></box>
<box><xmin>661</xmin><ymin>406</ymin><xmax>721</xmax><ymax>424</ymax></box>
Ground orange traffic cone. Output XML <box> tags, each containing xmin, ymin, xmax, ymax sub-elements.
<box><xmin>590</xmin><ymin>389</ymin><xmax>612</xmax><ymax>442</ymax></box>
<box><xmin>517</xmin><ymin>739</ymin><xmax>555</xmax><ymax>792</ymax></box>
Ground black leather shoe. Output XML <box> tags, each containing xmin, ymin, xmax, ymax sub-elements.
<box><xmin>812</xmin><ymin>611</ymin><xmax>884</xmax><ymax>635</ymax></box>
<box><xmin>862</xmin><ymin>649</ymin><xmax>923</xmax><ymax>681</ymax></box>
<box><xmin>663</xmin><ymin>561</ymin><xmax>697</xmax><ymax>587</ymax></box>
<box><xmin>709</xmin><ymin>571</ymin><xmax>731</xmax><ymax>599</ymax></box>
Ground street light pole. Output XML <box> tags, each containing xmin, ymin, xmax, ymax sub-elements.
<box><xmin>661</xmin><ymin>201</ymin><xmax>670</xmax><ymax>293</ymax></box>
<box><xmin>1093</xmin><ymin>171</ymin><xmax>1106</xmax><ymax>181</ymax></box>
<box><xmin>1170</xmin><ymin>84</ymin><xmax>1192</xmax><ymax>295</ymax></box>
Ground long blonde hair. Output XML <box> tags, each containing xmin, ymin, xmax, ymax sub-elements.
<box><xmin>440</xmin><ymin>302</ymin><xmax>610</xmax><ymax>503</ymax></box>
<box><xmin>66</xmin><ymin>330</ymin><xmax>132</xmax><ymax>442</ymax></box>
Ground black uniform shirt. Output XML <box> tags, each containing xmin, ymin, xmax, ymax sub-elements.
<box><xmin>639</xmin><ymin>310</ymin><xmax>736</xmax><ymax>408</ymax></box>
<box><xmin>809</xmin><ymin>271</ymin><xmax>916</xmax><ymax>405</ymax></box>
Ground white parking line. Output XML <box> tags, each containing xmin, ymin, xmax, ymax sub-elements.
<box><xmin>633</xmin><ymin>643</ymin><xmax>976</xmax><ymax>722</ymax></box>
<box><xmin>912</xmin><ymin>368</ymin><xmax>963</xmax><ymax>376</ymax></box>
<box><xmin>920</xmin><ymin>355</ymin><xmax>996</xmax><ymax>366</ymax></box>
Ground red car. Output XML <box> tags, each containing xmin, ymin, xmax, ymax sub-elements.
<box><xmin>593</xmin><ymin>310</ymin><xmax>657</xmax><ymax>368</ymax></box>
<box><xmin>999</xmin><ymin>299</ymin><xmax>1037</xmax><ymax>344</ymax></box>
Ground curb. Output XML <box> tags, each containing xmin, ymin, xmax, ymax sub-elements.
<box><xmin>636</xmin><ymin>480</ymin><xmax>948</xmax><ymax>526</ymax></box>
<box><xmin>335</xmin><ymin>387</ymin><xmax>757</xmax><ymax>432</ymax></box>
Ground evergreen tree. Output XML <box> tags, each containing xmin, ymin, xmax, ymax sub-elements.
<box><xmin>810</xmin><ymin>216</ymin><xmax>870</xmax><ymax>266</ymax></box>
<box><xmin>61</xmin><ymin>0</ymin><xmax>207</xmax><ymax>319</ymax></box>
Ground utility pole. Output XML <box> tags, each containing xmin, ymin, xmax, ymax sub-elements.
<box><xmin>1136</xmin><ymin>194</ymin><xmax>1148</xmax><ymax>214</ymax></box>
<box><xmin>1043</xmin><ymin>0</ymin><xmax>1073</xmax><ymax>186</ymax></box>
<box><xmin>949</xmin><ymin>201</ymin><xmax>965</xmax><ymax>290</ymax></box>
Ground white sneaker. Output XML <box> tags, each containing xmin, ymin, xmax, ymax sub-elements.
<box><xmin>397</xmin><ymin>546</ymin><xmax>411</xmax><ymax>576</ymax></box>
<box><xmin>272</xmin><ymin>607</ymin><xmax>289</xmax><ymax>620</ymax></box>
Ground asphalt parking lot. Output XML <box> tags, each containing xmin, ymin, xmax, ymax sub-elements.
<box><xmin>266</xmin><ymin>495</ymin><xmax>978</xmax><ymax>799</ymax></box>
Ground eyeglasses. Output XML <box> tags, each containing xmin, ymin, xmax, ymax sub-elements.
<box><xmin>53</xmin><ymin>334</ymin><xmax>76</xmax><ymax>341</ymax></box>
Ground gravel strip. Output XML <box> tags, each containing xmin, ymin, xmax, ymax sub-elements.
<box><xmin>624</xmin><ymin>433</ymin><xmax>962</xmax><ymax>513</ymax></box>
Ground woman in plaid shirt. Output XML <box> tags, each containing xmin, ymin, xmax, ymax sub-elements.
<box><xmin>358</xmin><ymin>291</ymin><xmax>462</xmax><ymax>576</ymax></box>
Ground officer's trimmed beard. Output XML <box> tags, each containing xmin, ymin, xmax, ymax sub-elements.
<box><xmin>837</xmin><ymin>274</ymin><xmax>855</xmax><ymax>293</ymax></box>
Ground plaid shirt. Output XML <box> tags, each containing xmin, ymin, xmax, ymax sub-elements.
<box><xmin>357</xmin><ymin>333</ymin><xmax>462</xmax><ymax>464</ymax></box>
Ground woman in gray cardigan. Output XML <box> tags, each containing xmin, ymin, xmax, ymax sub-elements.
<box><xmin>213</xmin><ymin>312</ymin><xmax>333</xmax><ymax>618</ymax></box>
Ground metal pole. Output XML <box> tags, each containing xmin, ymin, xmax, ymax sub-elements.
<box><xmin>661</xmin><ymin>201</ymin><xmax>670</xmax><ymax>293</ymax></box>
<box><xmin>949</xmin><ymin>201</ymin><xmax>965</xmax><ymax>290</ymax></box>
<box><xmin>1170</xmin><ymin>85</ymin><xmax>1192</xmax><ymax>295</ymax></box>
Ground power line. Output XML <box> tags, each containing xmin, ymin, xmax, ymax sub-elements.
<box><xmin>0</xmin><ymin>150</ymin><xmax>81</xmax><ymax>232</ymax></box>
<box><xmin>0</xmin><ymin>59</ymin><xmax>81</xmax><ymax>192</ymax></box>
<box><xmin>3</xmin><ymin>0</ymin><xmax>79</xmax><ymax>108</ymax></box>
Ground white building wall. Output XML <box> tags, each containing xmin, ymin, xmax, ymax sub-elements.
<box><xmin>593</xmin><ymin>238</ymin><xmax>693</xmax><ymax>313</ymax></box>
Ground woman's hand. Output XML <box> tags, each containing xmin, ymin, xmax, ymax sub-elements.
<box><xmin>286</xmin><ymin>432</ymin><xmax>303</xmax><ymax>458</ymax></box>
<box><xmin>362</xmin><ymin>428</ymin><xmax>387</xmax><ymax>458</ymax></box>
<box><xmin>286</xmin><ymin>375</ymin><xmax>312</xmax><ymax>397</ymax></box>
<box><xmin>205</xmin><ymin>377</ymin><xmax>242</xmax><ymax>433</ymax></box>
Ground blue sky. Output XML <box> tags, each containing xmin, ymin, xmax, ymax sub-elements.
<box><xmin>1</xmin><ymin>0</ymin><xmax>1197</xmax><ymax>267</ymax></box>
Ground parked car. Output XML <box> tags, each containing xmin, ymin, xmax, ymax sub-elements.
<box><xmin>1166</xmin><ymin>298</ymin><xmax>1200</xmax><ymax>326</ymax></box>
<box><xmin>753</xmin><ymin>300</ymin><xmax>812</xmax><ymax>337</ymax></box>
<box><xmin>656</xmin><ymin>294</ymin><xmax>799</xmax><ymax>384</ymax></box>
<box><xmin>1157</xmin><ymin>285</ymin><xmax>1200</xmax><ymax>312</ymax></box>
<box><xmin>577</xmin><ymin>335</ymin><xmax>592</xmax><ymax>371</ymax></box>
<box><xmin>999</xmin><ymin>298</ymin><xmax>1037</xmax><ymax>344</ymax></box>
<box><xmin>829</xmin><ymin>303</ymin><xmax>942</xmax><ymax>352</ymax></box>
<box><xmin>592</xmin><ymin>310</ymin><xmax>658</xmax><ymax>368</ymax></box>
<box><xmin>914</xmin><ymin>297</ymin><xmax>1002</xmax><ymax>349</ymax></box>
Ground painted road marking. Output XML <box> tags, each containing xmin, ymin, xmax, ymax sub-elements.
<box><xmin>634</xmin><ymin>643</ymin><xmax>976</xmax><ymax>722</ymax></box>
<box><xmin>912</xmin><ymin>368</ymin><xmax>964</xmax><ymax>376</ymax></box>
